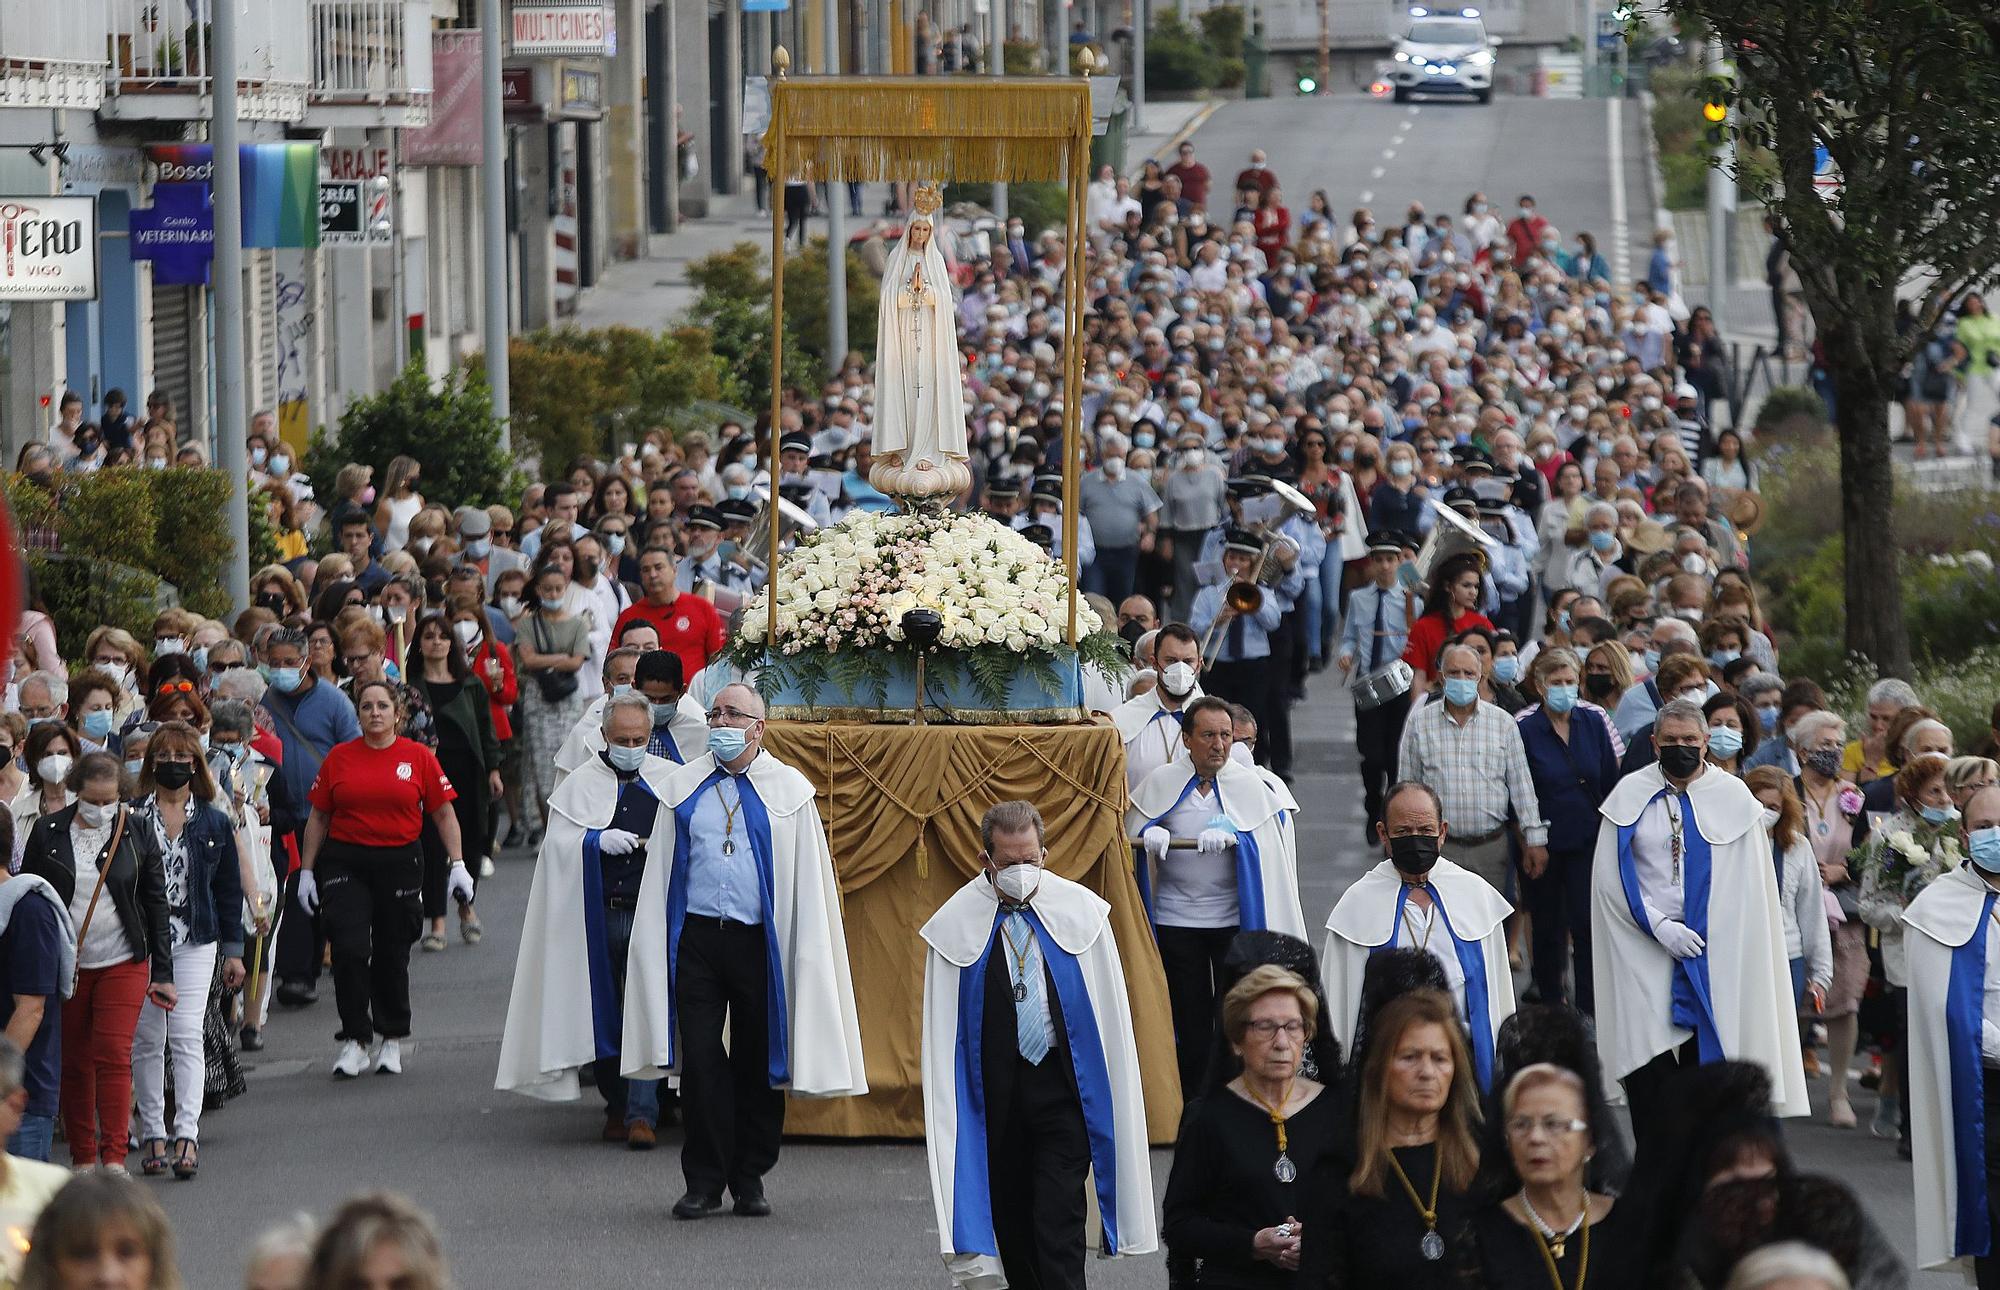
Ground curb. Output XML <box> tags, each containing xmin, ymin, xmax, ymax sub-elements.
<box><xmin>1131</xmin><ymin>99</ymin><xmax>1223</xmax><ymax>178</ymax></box>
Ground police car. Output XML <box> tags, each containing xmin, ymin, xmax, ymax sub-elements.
<box><xmin>1390</xmin><ymin>7</ymin><xmax>1497</xmax><ymax>104</ymax></box>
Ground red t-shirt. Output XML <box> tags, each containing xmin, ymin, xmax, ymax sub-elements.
<box><xmin>1401</xmin><ymin>610</ymin><xmax>1497</xmax><ymax>674</ymax></box>
<box><xmin>613</xmin><ymin>594</ymin><xmax>727</xmax><ymax>686</ymax></box>
<box><xmin>309</xmin><ymin>737</ymin><xmax>456</xmax><ymax>847</ymax></box>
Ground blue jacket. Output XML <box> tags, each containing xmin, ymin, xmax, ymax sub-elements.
<box><xmin>136</xmin><ymin>798</ymin><xmax>246</xmax><ymax>958</ymax></box>
<box><xmin>259</xmin><ymin>678</ymin><xmax>361</xmax><ymax>813</ymax></box>
<box><xmin>1517</xmin><ymin>703</ymin><xmax>1623</xmax><ymax>854</ymax></box>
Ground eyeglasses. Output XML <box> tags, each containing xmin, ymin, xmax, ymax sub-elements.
<box><xmin>155</xmin><ymin>681</ymin><xmax>195</xmax><ymax>697</ymax></box>
<box><xmin>706</xmin><ymin>706</ymin><xmax>760</xmax><ymax>726</ymax></box>
<box><xmin>342</xmin><ymin>654</ymin><xmax>377</xmax><ymax>670</ymax></box>
<box><xmin>1244</xmin><ymin>1019</ymin><xmax>1306</xmax><ymax>1039</ymax></box>
<box><xmin>1505</xmin><ymin>1115</ymin><xmax>1590</xmax><ymax>1140</ymax></box>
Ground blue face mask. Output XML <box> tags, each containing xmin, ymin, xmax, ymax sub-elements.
<box><xmin>1758</xmin><ymin>706</ymin><xmax>1780</xmax><ymax>733</ymax></box>
<box><xmin>123</xmin><ymin>758</ymin><xmax>144</xmax><ymax>778</ymax></box>
<box><xmin>1178</xmin><ymin>396</ymin><xmax>1198</xmax><ymax>411</ymax></box>
<box><xmin>1134</xmin><ymin>433</ymin><xmax>1155</xmax><ymax>449</ymax></box>
<box><xmin>1492</xmin><ymin>656</ymin><xmax>1521</xmax><ymax>685</ymax></box>
<box><xmin>606</xmin><ymin>743</ymin><xmax>647</xmax><ymax>773</ymax></box>
<box><xmin>611</xmin><ymin>684</ymin><xmax>634</xmax><ymax>699</ymax></box>
<box><xmin>651</xmin><ymin>701</ymin><xmax>677</xmax><ymax>728</ymax></box>
<box><xmin>1557</xmin><ymin>610</ymin><xmax>1572</xmax><ymax>633</ymax></box>
<box><xmin>605</xmin><ymin>534</ymin><xmax>627</xmax><ymax>556</ymax></box>
<box><xmin>707</xmin><ymin>726</ymin><xmax>749</xmax><ymax>762</ymax></box>
<box><xmin>1442</xmin><ymin>677</ymin><xmax>1480</xmax><ymax>707</ymax></box>
<box><xmin>1642</xmin><ymin>648</ymin><xmax>1661</xmax><ymax>675</ymax></box>
<box><xmin>726</xmin><ymin>484</ymin><xmax>750</xmax><ymax>500</ymax></box>
<box><xmin>1390</xmin><ymin>459</ymin><xmax>1415</xmax><ymax>479</ymax></box>
<box><xmin>1588</xmin><ymin>529</ymin><xmax>1616</xmax><ymax>552</ymax></box>
<box><xmin>192</xmin><ymin>645</ymin><xmax>210</xmax><ymax>673</ymax></box>
<box><xmin>1543</xmin><ymin>683</ymin><xmax>1579</xmax><ymax>715</ymax></box>
<box><xmin>1707</xmin><ymin>724</ymin><xmax>1744</xmax><ymax>758</ymax></box>
<box><xmin>1921</xmin><ymin>803</ymin><xmax>1959</xmax><ymax>826</ymax></box>
<box><xmin>81</xmin><ymin>710</ymin><xmax>115</xmax><ymax>740</ymax></box>
<box><xmin>271</xmin><ymin>667</ymin><xmax>305</xmax><ymax>694</ymax></box>
<box><xmin>1710</xmin><ymin>649</ymin><xmax>1741</xmax><ymax>666</ymax></box>
<box><xmin>1970</xmin><ymin>826</ymin><xmax>2000</xmax><ymax>873</ymax></box>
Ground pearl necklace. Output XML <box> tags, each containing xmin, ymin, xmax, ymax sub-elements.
<box><xmin>1520</xmin><ymin>1189</ymin><xmax>1586</xmax><ymax>1261</ymax></box>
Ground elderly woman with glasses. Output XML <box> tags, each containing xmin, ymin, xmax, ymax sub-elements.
<box><xmin>1164</xmin><ymin>965</ymin><xmax>1341</xmax><ymax>1285</ymax></box>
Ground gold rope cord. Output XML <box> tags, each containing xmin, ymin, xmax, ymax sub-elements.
<box><xmin>763</xmin><ymin>78</ymin><xmax>1091</xmax><ymax>183</ymax></box>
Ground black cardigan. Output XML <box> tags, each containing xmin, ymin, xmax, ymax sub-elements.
<box><xmin>22</xmin><ymin>803</ymin><xmax>173</xmax><ymax>983</ymax></box>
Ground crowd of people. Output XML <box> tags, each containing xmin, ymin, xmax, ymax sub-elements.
<box><xmin>0</xmin><ymin>130</ymin><xmax>1988</xmax><ymax>1289</ymax></box>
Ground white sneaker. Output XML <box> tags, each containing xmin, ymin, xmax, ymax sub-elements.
<box><xmin>479</xmin><ymin>855</ymin><xmax>495</xmax><ymax>878</ymax></box>
<box><xmin>332</xmin><ymin>1039</ymin><xmax>368</xmax><ymax>1079</ymax></box>
<box><xmin>374</xmin><ymin>1038</ymin><xmax>403</xmax><ymax>1075</ymax></box>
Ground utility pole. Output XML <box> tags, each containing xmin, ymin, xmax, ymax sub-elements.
<box><xmin>211</xmin><ymin>0</ymin><xmax>249</xmax><ymax>610</ymax></box>
<box><xmin>1132</xmin><ymin>0</ymin><xmax>1146</xmax><ymax>133</ymax></box>
<box><xmin>824</xmin><ymin>0</ymin><xmax>847</xmax><ymax>369</ymax></box>
<box><xmin>1580</xmin><ymin>0</ymin><xmax>1595</xmax><ymax>96</ymax></box>
<box><xmin>992</xmin><ymin>0</ymin><xmax>1008</xmax><ymax>222</ymax></box>
<box><xmin>1704</xmin><ymin>35</ymin><xmax>1732</xmax><ymax>341</ymax></box>
<box><xmin>480</xmin><ymin>0</ymin><xmax>512</xmax><ymax>444</ymax></box>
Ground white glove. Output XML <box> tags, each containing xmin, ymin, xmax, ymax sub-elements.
<box><xmin>1197</xmin><ymin>827</ymin><xmax>1236</xmax><ymax>854</ymax></box>
<box><xmin>1653</xmin><ymin>918</ymin><xmax>1706</xmax><ymax>960</ymax></box>
<box><xmin>1983</xmin><ymin>1019</ymin><xmax>2000</xmax><ymax>1066</ymax></box>
<box><xmin>446</xmin><ymin>861</ymin><xmax>476</xmax><ymax>907</ymax></box>
<box><xmin>597</xmin><ymin>828</ymin><xmax>642</xmax><ymax>857</ymax></box>
<box><xmin>1141</xmin><ymin>826</ymin><xmax>1170</xmax><ymax>860</ymax></box>
<box><xmin>296</xmin><ymin>870</ymin><xmax>319</xmax><ymax>915</ymax></box>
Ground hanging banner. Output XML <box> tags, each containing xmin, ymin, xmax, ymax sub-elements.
<box><xmin>406</xmin><ymin>31</ymin><xmax>484</xmax><ymax>166</ymax></box>
<box><xmin>0</xmin><ymin>196</ymin><xmax>99</xmax><ymax>300</ymax></box>
<box><xmin>128</xmin><ymin>184</ymin><xmax>213</xmax><ymax>284</ymax></box>
<box><xmin>138</xmin><ymin>143</ymin><xmax>322</xmax><ymax>247</ymax></box>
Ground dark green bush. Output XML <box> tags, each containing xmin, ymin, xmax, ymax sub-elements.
<box><xmin>1146</xmin><ymin>13</ymin><xmax>1217</xmax><ymax>92</ymax></box>
<box><xmin>483</xmin><ymin>326</ymin><xmax>737</xmax><ymax>469</ymax></box>
<box><xmin>1197</xmin><ymin>5</ymin><xmax>1245</xmax><ymax>57</ymax></box>
<box><xmin>685</xmin><ymin>242</ymin><xmax>825</xmax><ymax>398</ymax></box>
<box><xmin>306</xmin><ymin>364</ymin><xmax>523</xmax><ymax>511</ymax></box>
<box><xmin>1751</xmin><ymin>385</ymin><xmax>1830</xmax><ymax>437</ymax></box>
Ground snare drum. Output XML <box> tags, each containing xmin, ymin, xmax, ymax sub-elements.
<box><xmin>1351</xmin><ymin>660</ymin><xmax>1414</xmax><ymax>711</ymax></box>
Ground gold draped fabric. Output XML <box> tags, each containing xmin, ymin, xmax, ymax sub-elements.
<box><xmin>765</xmin><ymin>719</ymin><xmax>1183</xmax><ymax>1144</ymax></box>
<box><xmin>762</xmin><ymin>77</ymin><xmax>1092</xmax><ymax>184</ymax></box>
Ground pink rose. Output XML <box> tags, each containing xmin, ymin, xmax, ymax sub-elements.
<box><xmin>1838</xmin><ymin>787</ymin><xmax>1864</xmax><ymax>815</ymax></box>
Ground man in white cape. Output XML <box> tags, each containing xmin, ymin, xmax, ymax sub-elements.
<box><xmin>1590</xmin><ymin>698</ymin><xmax>1808</xmax><ymax>1137</ymax></box>
<box><xmin>553</xmin><ymin>649</ymin><xmax>707</xmax><ymax>788</ymax></box>
<box><xmin>1323</xmin><ymin>779</ymin><xmax>1514</xmax><ymax>1092</ymax></box>
<box><xmin>496</xmin><ymin>694</ymin><xmax>674</xmax><ymax>1142</ymax></box>
<box><xmin>1907</xmin><ymin>783</ymin><xmax>2000</xmax><ymax>1275</ymax></box>
<box><xmin>1110</xmin><ymin>623</ymin><xmax>1205</xmax><ymax>793</ymax></box>
<box><xmin>921</xmin><ymin>801</ymin><xmax>1156</xmax><ymax>1289</ymax></box>
<box><xmin>622</xmin><ymin>683</ymin><xmax>867</xmax><ymax>1217</ymax></box>
<box><xmin>1129</xmin><ymin>696</ymin><xmax>1305</xmax><ymax>1096</ymax></box>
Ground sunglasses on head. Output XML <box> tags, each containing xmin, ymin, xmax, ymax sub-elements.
<box><xmin>155</xmin><ymin>680</ymin><xmax>195</xmax><ymax>697</ymax></box>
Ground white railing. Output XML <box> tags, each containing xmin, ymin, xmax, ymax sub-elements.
<box><xmin>0</xmin><ymin>0</ymin><xmax>110</xmax><ymax>68</ymax></box>
<box><xmin>311</xmin><ymin>0</ymin><xmax>432</xmax><ymax>103</ymax></box>
<box><xmin>105</xmin><ymin>0</ymin><xmax>311</xmax><ymax>96</ymax></box>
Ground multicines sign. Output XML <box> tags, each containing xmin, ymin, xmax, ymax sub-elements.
<box><xmin>511</xmin><ymin>2</ymin><xmax>615</xmax><ymax>57</ymax></box>
<box><xmin>0</xmin><ymin>196</ymin><xmax>98</xmax><ymax>300</ymax></box>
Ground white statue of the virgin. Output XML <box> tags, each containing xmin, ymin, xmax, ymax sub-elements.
<box><xmin>870</xmin><ymin>183</ymin><xmax>973</xmax><ymax>501</ymax></box>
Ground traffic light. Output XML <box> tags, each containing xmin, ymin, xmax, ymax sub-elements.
<box><xmin>1297</xmin><ymin>70</ymin><xmax>1319</xmax><ymax>94</ymax></box>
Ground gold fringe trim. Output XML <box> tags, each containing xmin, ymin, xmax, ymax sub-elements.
<box><xmin>764</xmin><ymin>77</ymin><xmax>1091</xmax><ymax>183</ymax></box>
<box><xmin>767</xmin><ymin>704</ymin><xmax>1089</xmax><ymax>726</ymax></box>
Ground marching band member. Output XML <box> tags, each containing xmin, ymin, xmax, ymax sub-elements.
<box><xmin>621</xmin><ymin>684</ymin><xmax>867</xmax><ymax>1219</ymax></box>
<box><xmin>920</xmin><ymin>801</ymin><xmax>1157</xmax><ymax>1288</ymax></box>
<box><xmin>1129</xmin><ymin>696</ymin><xmax>1305</xmax><ymax>1097</ymax></box>
<box><xmin>1338</xmin><ymin>530</ymin><xmax>1419</xmax><ymax>839</ymax></box>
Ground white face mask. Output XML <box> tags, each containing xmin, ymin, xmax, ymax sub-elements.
<box><xmin>36</xmin><ymin>754</ymin><xmax>72</xmax><ymax>785</ymax></box>
<box><xmin>77</xmin><ymin>800</ymin><xmax>114</xmax><ymax>828</ymax></box>
<box><xmin>1759</xmin><ymin>807</ymin><xmax>1780</xmax><ymax>831</ymax></box>
<box><xmin>992</xmin><ymin>861</ymin><xmax>1042</xmax><ymax>904</ymax></box>
<box><xmin>1160</xmin><ymin>661</ymin><xmax>1198</xmax><ymax>698</ymax></box>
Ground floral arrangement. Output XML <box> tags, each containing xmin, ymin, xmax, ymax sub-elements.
<box><xmin>726</xmin><ymin>507</ymin><xmax>1128</xmax><ymax>709</ymax></box>
<box><xmin>1851</xmin><ymin>816</ymin><xmax>1963</xmax><ymax>905</ymax></box>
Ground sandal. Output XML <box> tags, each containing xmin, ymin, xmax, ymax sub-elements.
<box><xmin>171</xmin><ymin>1137</ymin><xmax>197</xmax><ymax>1180</ymax></box>
<box><xmin>140</xmin><ymin>1139</ymin><xmax>169</xmax><ymax>1177</ymax></box>
<box><xmin>420</xmin><ymin>933</ymin><xmax>446</xmax><ymax>953</ymax></box>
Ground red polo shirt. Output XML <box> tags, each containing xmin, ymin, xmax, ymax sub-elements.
<box><xmin>614</xmin><ymin>594</ymin><xmax>727</xmax><ymax>685</ymax></box>
<box><xmin>309</xmin><ymin>737</ymin><xmax>456</xmax><ymax>847</ymax></box>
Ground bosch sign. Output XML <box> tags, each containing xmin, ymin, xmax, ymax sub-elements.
<box><xmin>0</xmin><ymin>197</ymin><xmax>98</xmax><ymax>300</ymax></box>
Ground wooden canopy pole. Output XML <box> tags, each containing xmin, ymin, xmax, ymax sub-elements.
<box><xmin>766</xmin><ymin>47</ymin><xmax>792</xmax><ymax>650</ymax></box>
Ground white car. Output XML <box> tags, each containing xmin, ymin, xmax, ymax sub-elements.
<box><xmin>1390</xmin><ymin>8</ymin><xmax>1497</xmax><ymax>104</ymax></box>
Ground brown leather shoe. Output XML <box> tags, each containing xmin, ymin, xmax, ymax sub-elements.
<box><xmin>626</xmin><ymin>1121</ymin><xmax>657</xmax><ymax>1151</ymax></box>
<box><xmin>601</xmin><ymin>1114</ymin><xmax>628</xmax><ymax>1144</ymax></box>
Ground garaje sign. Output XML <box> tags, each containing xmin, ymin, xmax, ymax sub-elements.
<box><xmin>511</xmin><ymin>2</ymin><xmax>613</xmax><ymax>56</ymax></box>
<box><xmin>0</xmin><ymin>196</ymin><xmax>98</xmax><ymax>300</ymax></box>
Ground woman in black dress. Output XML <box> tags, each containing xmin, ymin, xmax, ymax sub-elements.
<box><xmin>1300</xmin><ymin>987</ymin><xmax>1481</xmax><ymax>1288</ymax></box>
<box><xmin>411</xmin><ymin>611</ymin><xmax>499</xmax><ymax>949</ymax></box>
<box><xmin>1165</xmin><ymin>965</ymin><xmax>1341</xmax><ymax>1286</ymax></box>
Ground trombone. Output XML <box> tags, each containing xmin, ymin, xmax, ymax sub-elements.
<box><xmin>1197</xmin><ymin>479</ymin><xmax>1315</xmax><ymax>669</ymax></box>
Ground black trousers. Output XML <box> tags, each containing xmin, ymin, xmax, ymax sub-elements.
<box><xmin>1621</xmin><ymin>1038</ymin><xmax>1699</xmax><ymax>1156</ymax></box>
<box><xmin>1521</xmin><ymin>844</ymin><xmax>1595</xmax><ymax>1013</ymax></box>
<box><xmin>1265</xmin><ymin>613</ymin><xmax>1299</xmax><ymax>776</ymax></box>
<box><xmin>1974</xmin><ymin>1072</ymin><xmax>2000</xmax><ymax>1288</ymax></box>
<box><xmin>1205</xmin><ymin>657</ymin><xmax>1274</xmax><ymax>767</ymax></box>
<box><xmin>990</xmin><ymin>1053</ymin><xmax>1090</xmax><ymax>1290</ymax></box>
<box><xmin>318</xmin><ymin>840</ymin><xmax>423</xmax><ymax>1043</ymax></box>
<box><xmin>676</xmin><ymin>915</ymin><xmax>784</xmax><ymax>1198</ymax></box>
<box><xmin>1354</xmin><ymin>690</ymin><xmax>1412</xmax><ymax>833</ymax></box>
<box><xmin>1156</xmin><ymin>924</ymin><xmax>1237</xmax><ymax>1100</ymax></box>
<box><xmin>274</xmin><ymin>831</ymin><xmax>322</xmax><ymax>986</ymax></box>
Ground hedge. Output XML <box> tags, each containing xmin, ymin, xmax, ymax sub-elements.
<box><xmin>3</xmin><ymin>467</ymin><xmax>279</xmax><ymax>657</ymax></box>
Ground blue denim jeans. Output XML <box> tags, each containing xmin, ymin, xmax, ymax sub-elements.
<box><xmin>9</xmin><ymin>1112</ymin><xmax>54</xmax><ymax>1162</ymax></box>
<box><xmin>596</xmin><ymin>906</ymin><xmax>660</xmax><ymax>1127</ymax></box>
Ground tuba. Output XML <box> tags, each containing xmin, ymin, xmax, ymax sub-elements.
<box><xmin>1411</xmin><ymin>493</ymin><xmax>1499</xmax><ymax>586</ymax></box>
<box><xmin>739</xmin><ymin>490</ymin><xmax>821</xmax><ymax>577</ymax></box>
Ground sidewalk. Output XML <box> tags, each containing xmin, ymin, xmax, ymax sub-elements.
<box><xmin>568</xmin><ymin>95</ymin><xmax>1223</xmax><ymax>332</ymax></box>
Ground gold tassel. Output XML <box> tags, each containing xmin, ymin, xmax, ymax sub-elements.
<box><xmin>914</xmin><ymin>823</ymin><xmax>928</xmax><ymax>880</ymax></box>
<box><xmin>764</xmin><ymin>78</ymin><xmax>1092</xmax><ymax>183</ymax></box>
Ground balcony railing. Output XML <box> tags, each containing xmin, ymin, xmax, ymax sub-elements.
<box><xmin>311</xmin><ymin>0</ymin><xmax>432</xmax><ymax>112</ymax></box>
<box><xmin>104</xmin><ymin>0</ymin><xmax>311</xmax><ymax>120</ymax></box>
<box><xmin>0</xmin><ymin>0</ymin><xmax>109</xmax><ymax>109</ymax></box>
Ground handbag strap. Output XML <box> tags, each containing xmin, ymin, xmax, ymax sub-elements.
<box><xmin>72</xmin><ymin>806</ymin><xmax>128</xmax><ymax>960</ymax></box>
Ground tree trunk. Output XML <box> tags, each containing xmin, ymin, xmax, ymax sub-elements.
<box><xmin>1826</xmin><ymin>325</ymin><xmax>1913</xmax><ymax>677</ymax></box>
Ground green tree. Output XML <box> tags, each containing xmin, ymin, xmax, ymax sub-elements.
<box><xmin>1145</xmin><ymin>13</ymin><xmax>1218</xmax><ymax>92</ymax></box>
<box><xmin>785</xmin><ymin>239</ymin><xmax>881</xmax><ymax>369</ymax></box>
<box><xmin>488</xmin><ymin>326</ymin><xmax>737</xmax><ymax>467</ymax></box>
<box><xmin>685</xmin><ymin>242</ymin><xmax>823</xmax><ymax>397</ymax></box>
<box><xmin>1661</xmin><ymin>0</ymin><xmax>2000</xmax><ymax>676</ymax></box>
<box><xmin>305</xmin><ymin>364</ymin><xmax>523</xmax><ymax>509</ymax></box>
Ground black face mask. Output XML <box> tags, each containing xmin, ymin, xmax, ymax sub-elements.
<box><xmin>255</xmin><ymin>592</ymin><xmax>289</xmax><ymax>615</ymax></box>
<box><xmin>153</xmin><ymin>762</ymin><xmax>196</xmax><ymax>790</ymax></box>
<box><xmin>1658</xmin><ymin>744</ymin><xmax>1705</xmax><ymax>780</ymax></box>
<box><xmin>1118</xmin><ymin>618</ymin><xmax>1147</xmax><ymax>646</ymax></box>
<box><xmin>1584</xmin><ymin>672</ymin><xmax>1617</xmax><ymax>700</ymax></box>
<box><xmin>1388</xmin><ymin>832</ymin><xmax>1440</xmax><ymax>877</ymax></box>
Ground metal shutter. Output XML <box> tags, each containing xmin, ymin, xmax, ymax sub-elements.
<box><xmin>252</xmin><ymin>249</ymin><xmax>279</xmax><ymax>411</ymax></box>
<box><xmin>149</xmin><ymin>283</ymin><xmax>199</xmax><ymax>433</ymax></box>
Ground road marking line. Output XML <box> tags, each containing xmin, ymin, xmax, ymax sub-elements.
<box><xmin>1382</xmin><ymin>149</ymin><xmax>1396</xmax><ymax>159</ymax></box>
<box><xmin>1609</xmin><ymin>95</ymin><xmax>1631</xmax><ymax>284</ymax></box>
<box><xmin>1371</xmin><ymin>166</ymin><xmax>1386</xmax><ymax>179</ymax></box>
<box><xmin>1359</xmin><ymin>190</ymin><xmax>1374</xmax><ymax>203</ymax></box>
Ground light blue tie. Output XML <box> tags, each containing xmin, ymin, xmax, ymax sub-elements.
<box><xmin>1005</xmin><ymin>913</ymin><xmax>1053</xmax><ymax>1065</ymax></box>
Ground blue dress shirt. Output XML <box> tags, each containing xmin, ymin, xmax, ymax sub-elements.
<box><xmin>683</xmin><ymin>771</ymin><xmax>763</xmax><ymax>924</ymax></box>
